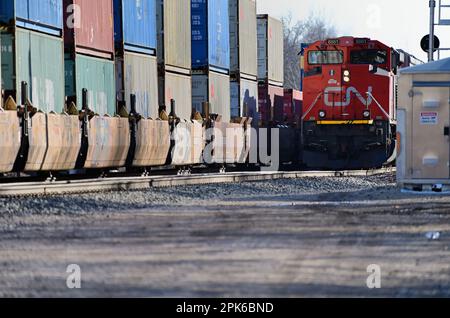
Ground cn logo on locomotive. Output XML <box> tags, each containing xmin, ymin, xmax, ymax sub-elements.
<box><xmin>324</xmin><ymin>86</ymin><xmax>373</xmax><ymax>107</ymax></box>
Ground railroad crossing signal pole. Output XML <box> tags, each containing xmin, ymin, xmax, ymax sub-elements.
<box><xmin>430</xmin><ymin>0</ymin><xmax>436</xmax><ymax>62</ymax></box>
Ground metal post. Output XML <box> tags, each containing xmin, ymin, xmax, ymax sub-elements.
<box><xmin>81</xmin><ymin>88</ymin><xmax>89</xmax><ymax>138</ymax></box>
<box><xmin>130</xmin><ymin>94</ymin><xmax>137</xmax><ymax>115</ymax></box>
<box><xmin>21</xmin><ymin>81</ymin><xmax>28</xmax><ymax>106</ymax></box>
<box><xmin>82</xmin><ymin>88</ymin><xmax>88</xmax><ymax>111</ymax></box>
<box><xmin>243</xmin><ymin>102</ymin><xmax>248</xmax><ymax>118</ymax></box>
<box><xmin>202</xmin><ymin>101</ymin><xmax>210</xmax><ymax>120</ymax></box>
<box><xmin>21</xmin><ymin>81</ymin><xmax>29</xmax><ymax>137</ymax></box>
<box><xmin>429</xmin><ymin>0</ymin><xmax>436</xmax><ymax>62</ymax></box>
<box><xmin>170</xmin><ymin>99</ymin><xmax>176</xmax><ymax>118</ymax></box>
<box><xmin>126</xmin><ymin>94</ymin><xmax>137</xmax><ymax>168</ymax></box>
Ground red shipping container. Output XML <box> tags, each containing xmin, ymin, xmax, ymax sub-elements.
<box><xmin>258</xmin><ymin>83</ymin><xmax>284</xmax><ymax>125</ymax></box>
<box><xmin>283</xmin><ymin>89</ymin><xmax>303</xmax><ymax>124</ymax></box>
<box><xmin>64</xmin><ymin>0</ymin><xmax>114</xmax><ymax>59</ymax></box>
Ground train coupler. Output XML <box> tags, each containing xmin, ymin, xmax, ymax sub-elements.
<box><xmin>177</xmin><ymin>167</ymin><xmax>192</xmax><ymax>176</ymax></box>
<box><xmin>45</xmin><ymin>172</ymin><xmax>57</xmax><ymax>183</ymax></box>
<box><xmin>141</xmin><ymin>168</ymin><xmax>150</xmax><ymax>177</ymax></box>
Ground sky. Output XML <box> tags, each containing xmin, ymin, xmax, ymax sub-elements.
<box><xmin>257</xmin><ymin>0</ymin><xmax>450</xmax><ymax>61</ymax></box>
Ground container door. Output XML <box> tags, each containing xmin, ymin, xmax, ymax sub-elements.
<box><xmin>411</xmin><ymin>85</ymin><xmax>450</xmax><ymax>179</ymax></box>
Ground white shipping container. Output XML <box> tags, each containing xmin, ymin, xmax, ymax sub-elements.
<box><xmin>157</xmin><ymin>0</ymin><xmax>191</xmax><ymax>72</ymax></box>
<box><xmin>230</xmin><ymin>78</ymin><xmax>258</xmax><ymax>119</ymax></box>
<box><xmin>192</xmin><ymin>71</ymin><xmax>231</xmax><ymax>122</ymax></box>
<box><xmin>116</xmin><ymin>52</ymin><xmax>159</xmax><ymax>119</ymax></box>
<box><xmin>229</xmin><ymin>0</ymin><xmax>257</xmax><ymax>79</ymax></box>
<box><xmin>257</xmin><ymin>15</ymin><xmax>284</xmax><ymax>86</ymax></box>
<box><xmin>159</xmin><ymin>71</ymin><xmax>192</xmax><ymax>121</ymax></box>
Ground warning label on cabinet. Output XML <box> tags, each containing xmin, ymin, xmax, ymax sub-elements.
<box><xmin>420</xmin><ymin>112</ymin><xmax>438</xmax><ymax>125</ymax></box>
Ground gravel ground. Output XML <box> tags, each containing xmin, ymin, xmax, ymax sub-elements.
<box><xmin>0</xmin><ymin>174</ymin><xmax>395</xmax><ymax>217</ymax></box>
<box><xmin>1</xmin><ymin>173</ymin><xmax>450</xmax><ymax>297</ymax></box>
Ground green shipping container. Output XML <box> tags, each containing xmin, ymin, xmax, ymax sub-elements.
<box><xmin>1</xmin><ymin>28</ymin><xmax>65</xmax><ymax>113</ymax></box>
<box><xmin>65</xmin><ymin>53</ymin><xmax>116</xmax><ymax>116</ymax></box>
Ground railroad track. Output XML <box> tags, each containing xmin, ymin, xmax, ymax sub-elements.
<box><xmin>0</xmin><ymin>167</ymin><xmax>395</xmax><ymax>197</ymax></box>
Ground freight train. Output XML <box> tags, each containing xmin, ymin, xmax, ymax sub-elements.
<box><xmin>299</xmin><ymin>36</ymin><xmax>421</xmax><ymax>169</ymax></box>
<box><xmin>0</xmin><ymin>1</ymin><xmax>421</xmax><ymax>181</ymax></box>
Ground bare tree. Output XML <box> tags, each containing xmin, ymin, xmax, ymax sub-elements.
<box><xmin>283</xmin><ymin>14</ymin><xmax>337</xmax><ymax>90</ymax></box>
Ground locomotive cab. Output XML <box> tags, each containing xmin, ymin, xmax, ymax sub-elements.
<box><xmin>301</xmin><ymin>37</ymin><xmax>398</xmax><ymax>169</ymax></box>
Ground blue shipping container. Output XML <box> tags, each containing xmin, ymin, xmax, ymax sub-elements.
<box><xmin>0</xmin><ymin>0</ymin><xmax>63</xmax><ymax>36</ymax></box>
<box><xmin>191</xmin><ymin>0</ymin><xmax>230</xmax><ymax>72</ymax></box>
<box><xmin>114</xmin><ymin>0</ymin><xmax>157</xmax><ymax>55</ymax></box>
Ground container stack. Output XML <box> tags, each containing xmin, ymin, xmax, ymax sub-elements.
<box><xmin>229</xmin><ymin>0</ymin><xmax>258</xmax><ymax>122</ymax></box>
<box><xmin>157</xmin><ymin>0</ymin><xmax>192</xmax><ymax>121</ymax></box>
<box><xmin>64</xmin><ymin>0</ymin><xmax>130</xmax><ymax>170</ymax></box>
<box><xmin>191</xmin><ymin>0</ymin><xmax>231</xmax><ymax>122</ymax></box>
<box><xmin>257</xmin><ymin>14</ymin><xmax>284</xmax><ymax>126</ymax></box>
<box><xmin>114</xmin><ymin>0</ymin><xmax>159</xmax><ymax>119</ymax></box>
<box><xmin>0</xmin><ymin>0</ymin><xmax>83</xmax><ymax>175</ymax></box>
<box><xmin>64</xmin><ymin>0</ymin><xmax>116</xmax><ymax>116</ymax></box>
<box><xmin>114</xmin><ymin>0</ymin><xmax>170</xmax><ymax>169</ymax></box>
<box><xmin>0</xmin><ymin>0</ymin><xmax>65</xmax><ymax>112</ymax></box>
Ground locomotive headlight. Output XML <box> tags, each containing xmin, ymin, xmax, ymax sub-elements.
<box><xmin>319</xmin><ymin>110</ymin><xmax>326</xmax><ymax>119</ymax></box>
<box><xmin>363</xmin><ymin>110</ymin><xmax>371</xmax><ymax>118</ymax></box>
<box><xmin>343</xmin><ymin>70</ymin><xmax>351</xmax><ymax>82</ymax></box>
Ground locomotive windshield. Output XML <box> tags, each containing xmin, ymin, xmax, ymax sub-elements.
<box><xmin>350</xmin><ymin>49</ymin><xmax>387</xmax><ymax>65</ymax></box>
<box><xmin>308</xmin><ymin>51</ymin><xmax>344</xmax><ymax>65</ymax></box>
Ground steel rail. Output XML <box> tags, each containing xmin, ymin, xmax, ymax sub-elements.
<box><xmin>0</xmin><ymin>168</ymin><xmax>395</xmax><ymax>197</ymax></box>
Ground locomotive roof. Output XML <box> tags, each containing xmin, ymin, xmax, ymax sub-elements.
<box><xmin>400</xmin><ymin>57</ymin><xmax>450</xmax><ymax>74</ymax></box>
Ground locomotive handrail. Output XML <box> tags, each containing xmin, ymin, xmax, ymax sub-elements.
<box><xmin>302</xmin><ymin>92</ymin><xmax>323</xmax><ymax>120</ymax></box>
<box><xmin>366</xmin><ymin>91</ymin><xmax>390</xmax><ymax>119</ymax></box>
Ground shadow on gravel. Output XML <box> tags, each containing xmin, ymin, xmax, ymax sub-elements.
<box><xmin>6</xmin><ymin>278</ymin><xmax>448</xmax><ymax>298</ymax></box>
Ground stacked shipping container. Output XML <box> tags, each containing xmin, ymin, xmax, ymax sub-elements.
<box><xmin>157</xmin><ymin>0</ymin><xmax>192</xmax><ymax>121</ymax></box>
<box><xmin>258</xmin><ymin>84</ymin><xmax>284</xmax><ymax>125</ymax></box>
<box><xmin>191</xmin><ymin>0</ymin><xmax>231</xmax><ymax>122</ymax></box>
<box><xmin>281</xmin><ymin>89</ymin><xmax>303</xmax><ymax>125</ymax></box>
<box><xmin>0</xmin><ymin>0</ymin><xmax>65</xmax><ymax>113</ymax></box>
<box><xmin>257</xmin><ymin>14</ymin><xmax>284</xmax><ymax>125</ymax></box>
<box><xmin>0</xmin><ymin>0</ymin><xmax>83</xmax><ymax>173</ymax></box>
<box><xmin>257</xmin><ymin>14</ymin><xmax>284</xmax><ymax>86</ymax></box>
<box><xmin>0</xmin><ymin>0</ymin><xmax>292</xmax><ymax>173</ymax></box>
<box><xmin>64</xmin><ymin>0</ymin><xmax>116</xmax><ymax>116</ymax></box>
<box><xmin>114</xmin><ymin>0</ymin><xmax>159</xmax><ymax>119</ymax></box>
<box><xmin>0</xmin><ymin>0</ymin><xmax>63</xmax><ymax>36</ymax></box>
<box><xmin>229</xmin><ymin>0</ymin><xmax>258</xmax><ymax>121</ymax></box>
<box><xmin>114</xmin><ymin>0</ymin><xmax>170</xmax><ymax>168</ymax></box>
<box><xmin>64</xmin><ymin>0</ymin><xmax>130</xmax><ymax>170</ymax></box>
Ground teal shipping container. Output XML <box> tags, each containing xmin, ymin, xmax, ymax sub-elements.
<box><xmin>65</xmin><ymin>53</ymin><xmax>116</xmax><ymax>115</ymax></box>
<box><xmin>1</xmin><ymin>28</ymin><xmax>65</xmax><ymax>112</ymax></box>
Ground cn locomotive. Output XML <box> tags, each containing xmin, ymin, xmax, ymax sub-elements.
<box><xmin>301</xmin><ymin>37</ymin><xmax>401</xmax><ymax>169</ymax></box>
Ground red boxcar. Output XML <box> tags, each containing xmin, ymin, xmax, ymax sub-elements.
<box><xmin>64</xmin><ymin>0</ymin><xmax>114</xmax><ymax>59</ymax></box>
